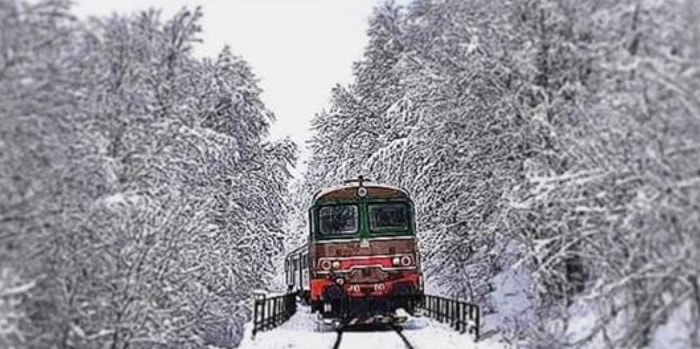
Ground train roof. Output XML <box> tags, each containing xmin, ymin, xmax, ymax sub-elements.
<box><xmin>312</xmin><ymin>178</ymin><xmax>410</xmax><ymax>202</ymax></box>
<box><xmin>285</xmin><ymin>243</ymin><xmax>307</xmax><ymax>259</ymax></box>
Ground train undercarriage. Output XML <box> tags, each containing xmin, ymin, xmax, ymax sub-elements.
<box><xmin>311</xmin><ymin>282</ymin><xmax>423</xmax><ymax>328</ymax></box>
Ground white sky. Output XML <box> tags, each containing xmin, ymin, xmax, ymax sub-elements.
<box><xmin>73</xmin><ymin>0</ymin><xmax>410</xmax><ymax>176</ymax></box>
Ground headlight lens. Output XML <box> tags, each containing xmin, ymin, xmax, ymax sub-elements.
<box><xmin>400</xmin><ymin>256</ymin><xmax>412</xmax><ymax>266</ymax></box>
<box><xmin>331</xmin><ymin>261</ymin><xmax>340</xmax><ymax>269</ymax></box>
<box><xmin>392</xmin><ymin>257</ymin><xmax>401</xmax><ymax>266</ymax></box>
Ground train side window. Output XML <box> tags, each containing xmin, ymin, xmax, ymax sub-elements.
<box><xmin>285</xmin><ymin>260</ymin><xmax>290</xmax><ymax>285</ymax></box>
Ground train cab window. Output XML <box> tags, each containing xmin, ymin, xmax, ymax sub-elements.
<box><xmin>368</xmin><ymin>203</ymin><xmax>410</xmax><ymax>232</ymax></box>
<box><xmin>318</xmin><ymin>205</ymin><xmax>358</xmax><ymax>235</ymax></box>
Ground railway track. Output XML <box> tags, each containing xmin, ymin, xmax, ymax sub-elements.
<box><xmin>331</xmin><ymin>324</ymin><xmax>416</xmax><ymax>349</ymax></box>
<box><xmin>390</xmin><ymin>324</ymin><xmax>416</xmax><ymax>349</ymax></box>
<box><xmin>331</xmin><ymin>329</ymin><xmax>343</xmax><ymax>349</ymax></box>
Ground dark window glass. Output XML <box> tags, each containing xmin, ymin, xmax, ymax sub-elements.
<box><xmin>369</xmin><ymin>203</ymin><xmax>410</xmax><ymax>231</ymax></box>
<box><xmin>318</xmin><ymin>205</ymin><xmax>358</xmax><ymax>235</ymax></box>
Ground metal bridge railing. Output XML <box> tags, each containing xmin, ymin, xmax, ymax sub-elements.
<box><xmin>251</xmin><ymin>291</ymin><xmax>297</xmax><ymax>337</ymax></box>
<box><xmin>250</xmin><ymin>292</ymin><xmax>479</xmax><ymax>341</ymax></box>
<box><xmin>417</xmin><ymin>294</ymin><xmax>480</xmax><ymax>341</ymax></box>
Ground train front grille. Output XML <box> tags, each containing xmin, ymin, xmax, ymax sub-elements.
<box><xmin>347</xmin><ymin>267</ymin><xmax>388</xmax><ymax>283</ymax></box>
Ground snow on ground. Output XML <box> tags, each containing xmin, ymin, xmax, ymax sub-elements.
<box><xmin>485</xmin><ymin>266</ymin><xmax>536</xmax><ymax>336</ymax></box>
<box><xmin>649</xmin><ymin>300</ymin><xmax>698</xmax><ymax>349</ymax></box>
<box><xmin>238</xmin><ymin>305</ymin><xmax>508</xmax><ymax>349</ymax></box>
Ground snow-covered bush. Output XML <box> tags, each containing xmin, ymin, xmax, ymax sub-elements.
<box><xmin>0</xmin><ymin>269</ymin><xmax>33</xmax><ymax>349</ymax></box>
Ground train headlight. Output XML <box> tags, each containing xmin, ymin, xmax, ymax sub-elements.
<box><xmin>392</xmin><ymin>257</ymin><xmax>401</xmax><ymax>266</ymax></box>
<box><xmin>336</xmin><ymin>278</ymin><xmax>345</xmax><ymax>285</ymax></box>
<box><xmin>400</xmin><ymin>256</ymin><xmax>412</xmax><ymax>266</ymax></box>
<box><xmin>331</xmin><ymin>261</ymin><xmax>340</xmax><ymax>269</ymax></box>
<box><xmin>319</xmin><ymin>260</ymin><xmax>331</xmax><ymax>271</ymax></box>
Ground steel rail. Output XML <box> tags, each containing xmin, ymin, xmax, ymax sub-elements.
<box><xmin>391</xmin><ymin>324</ymin><xmax>416</xmax><ymax>349</ymax></box>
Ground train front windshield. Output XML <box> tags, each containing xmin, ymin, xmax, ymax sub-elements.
<box><xmin>318</xmin><ymin>205</ymin><xmax>358</xmax><ymax>235</ymax></box>
<box><xmin>368</xmin><ymin>203</ymin><xmax>411</xmax><ymax>232</ymax></box>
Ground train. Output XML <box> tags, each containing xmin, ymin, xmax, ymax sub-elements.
<box><xmin>285</xmin><ymin>177</ymin><xmax>424</xmax><ymax>325</ymax></box>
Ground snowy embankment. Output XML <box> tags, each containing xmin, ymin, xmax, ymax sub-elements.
<box><xmin>237</xmin><ymin>305</ymin><xmax>507</xmax><ymax>349</ymax></box>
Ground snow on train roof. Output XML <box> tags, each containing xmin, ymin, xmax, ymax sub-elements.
<box><xmin>312</xmin><ymin>181</ymin><xmax>409</xmax><ymax>201</ymax></box>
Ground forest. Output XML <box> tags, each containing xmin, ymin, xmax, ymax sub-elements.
<box><xmin>1</xmin><ymin>1</ymin><xmax>295</xmax><ymax>347</ymax></box>
<box><xmin>2</xmin><ymin>0</ymin><xmax>699</xmax><ymax>348</ymax></box>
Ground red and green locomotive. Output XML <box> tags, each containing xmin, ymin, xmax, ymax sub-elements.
<box><xmin>285</xmin><ymin>177</ymin><xmax>424</xmax><ymax>324</ymax></box>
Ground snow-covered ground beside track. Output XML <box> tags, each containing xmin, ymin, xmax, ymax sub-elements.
<box><xmin>237</xmin><ymin>305</ymin><xmax>507</xmax><ymax>349</ymax></box>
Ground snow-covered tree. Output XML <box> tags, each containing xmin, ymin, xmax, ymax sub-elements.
<box><xmin>0</xmin><ymin>2</ymin><xmax>296</xmax><ymax>348</ymax></box>
<box><xmin>297</xmin><ymin>0</ymin><xmax>699</xmax><ymax>347</ymax></box>
<box><xmin>508</xmin><ymin>0</ymin><xmax>700</xmax><ymax>346</ymax></box>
